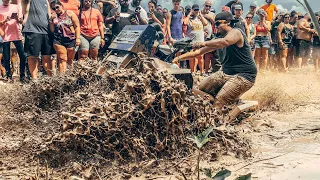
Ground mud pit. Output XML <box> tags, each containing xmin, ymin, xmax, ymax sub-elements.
<box><xmin>0</xmin><ymin>59</ymin><xmax>320</xmax><ymax>179</ymax></box>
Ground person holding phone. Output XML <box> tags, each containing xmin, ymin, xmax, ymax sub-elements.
<box><xmin>0</xmin><ymin>0</ymin><xmax>27</xmax><ymax>83</ymax></box>
<box><xmin>49</xmin><ymin>0</ymin><xmax>80</xmax><ymax>73</ymax></box>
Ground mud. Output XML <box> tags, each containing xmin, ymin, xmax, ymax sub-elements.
<box><xmin>1</xmin><ymin>64</ymin><xmax>320</xmax><ymax>179</ymax></box>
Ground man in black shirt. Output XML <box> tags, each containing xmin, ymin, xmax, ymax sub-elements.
<box><xmin>269</xmin><ymin>13</ymin><xmax>283</xmax><ymax>69</ymax></box>
<box><xmin>225</xmin><ymin>0</ymin><xmax>243</xmax><ymax>15</ymax></box>
<box><xmin>172</xmin><ymin>11</ymin><xmax>257</xmax><ymax>111</ymax></box>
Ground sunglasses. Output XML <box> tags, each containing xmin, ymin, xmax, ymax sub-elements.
<box><xmin>52</xmin><ymin>6</ymin><xmax>60</xmax><ymax>10</ymax></box>
<box><xmin>193</xmin><ymin>9</ymin><xmax>199</xmax><ymax>11</ymax></box>
<box><xmin>205</xmin><ymin>5</ymin><xmax>211</xmax><ymax>8</ymax></box>
<box><xmin>246</xmin><ymin>17</ymin><xmax>253</xmax><ymax>19</ymax></box>
<box><xmin>215</xmin><ymin>20</ymin><xmax>227</xmax><ymax>27</ymax></box>
<box><xmin>284</xmin><ymin>16</ymin><xmax>290</xmax><ymax>18</ymax></box>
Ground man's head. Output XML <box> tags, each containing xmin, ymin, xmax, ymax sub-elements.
<box><xmin>83</xmin><ymin>0</ymin><xmax>92</xmax><ymax>8</ymax></box>
<box><xmin>215</xmin><ymin>11</ymin><xmax>233</xmax><ymax>35</ymax></box>
<box><xmin>172</xmin><ymin>0</ymin><xmax>181</xmax><ymax>10</ymax></box>
<box><xmin>148</xmin><ymin>1</ymin><xmax>156</xmax><ymax>12</ymax></box>
<box><xmin>265</xmin><ymin>0</ymin><xmax>272</xmax><ymax>4</ymax></box>
<box><xmin>156</xmin><ymin>5</ymin><xmax>162</xmax><ymax>13</ymax></box>
<box><xmin>304</xmin><ymin>13</ymin><xmax>311</xmax><ymax>21</ymax></box>
<box><xmin>222</xmin><ymin>6</ymin><xmax>230</xmax><ymax>12</ymax></box>
<box><xmin>2</xmin><ymin>0</ymin><xmax>10</xmax><ymax>6</ymax></box>
<box><xmin>185</xmin><ymin>5</ymin><xmax>191</xmax><ymax>16</ymax></box>
<box><xmin>132</xmin><ymin>0</ymin><xmax>142</xmax><ymax>6</ymax></box>
<box><xmin>234</xmin><ymin>5</ymin><xmax>242</xmax><ymax>18</ymax></box>
<box><xmin>203</xmin><ymin>0</ymin><xmax>211</xmax><ymax>13</ymax></box>
<box><xmin>118</xmin><ymin>0</ymin><xmax>130</xmax><ymax>8</ymax></box>
<box><xmin>191</xmin><ymin>4</ymin><xmax>200</xmax><ymax>17</ymax></box>
<box><xmin>249</xmin><ymin>4</ymin><xmax>257</xmax><ymax>13</ymax></box>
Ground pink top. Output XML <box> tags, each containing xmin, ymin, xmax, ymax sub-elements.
<box><xmin>0</xmin><ymin>4</ymin><xmax>23</xmax><ymax>42</ymax></box>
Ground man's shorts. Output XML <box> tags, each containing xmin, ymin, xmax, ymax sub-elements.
<box><xmin>295</xmin><ymin>39</ymin><xmax>311</xmax><ymax>58</ymax></box>
<box><xmin>254</xmin><ymin>36</ymin><xmax>270</xmax><ymax>49</ymax></box>
<box><xmin>0</xmin><ymin>42</ymin><xmax>3</xmax><ymax>54</ymax></box>
<box><xmin>312</xmin><ymin>45</ymin><xmax>320</xmax><ymax>59</ymax></box>
<box><xmin>24</xmin><ymin>33</ymin><xmax>53</xmax><ymax>57</ymax></box>
<box><xmin>199</xmin><ymin>71</ymin><xmax>254</xmax><ymax>106</ymax></box>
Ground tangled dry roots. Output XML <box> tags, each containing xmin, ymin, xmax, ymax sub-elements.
<box><xmin>10</xmin><ymin>55</ymin><xmax>250</xmax><ymax>166</ymax></box>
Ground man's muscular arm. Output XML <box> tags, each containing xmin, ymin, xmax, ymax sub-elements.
<box><xmin>298</xmin><ymin>19</ymin><xmax>315</xmax><ymax>33</ymax></box>
<box><xmin>172</xmin><ymin>29</ymin><xmax>242</xmax><ymax>63</ymax></box>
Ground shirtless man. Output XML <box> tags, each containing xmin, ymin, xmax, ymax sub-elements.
<box><xmin>296</xmin><ymin>13</ymin><xmax>316</xmax><ymax>69</ymax></box>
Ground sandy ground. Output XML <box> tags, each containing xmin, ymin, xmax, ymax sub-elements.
<box><xmin>0</xmin><ymin>66</ymin><xmax>320</xmax><ymax>179</ymax></box>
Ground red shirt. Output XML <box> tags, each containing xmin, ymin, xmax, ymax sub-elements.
<box><xmin>60</xmin><ymin>0</ymin><xmax>80</xmax><ymax>16</ymax></box>
<box><xmin>80</xmin><ymin>8</ymin><xmax>103</xmax><ymax>38</ymax></box>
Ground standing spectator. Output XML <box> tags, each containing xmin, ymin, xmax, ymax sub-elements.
<box><xmin>277</xmin><ymin>13</ymin><xmax>293</xmax><ymax>72</ymax></box>
<box><xmin>22</xmin><ymin>0</ymin><xmax>53</xmax><ymax>79</ymax></box>
<box><xmin>288</xmin><ymin>11</ymin><xmax>299</xmax><ymax>68</ymax></box>
<box><xmin>166</xmin><ymin>0</ymin><xmax>183</xmax><ymax>45</ymax></box>
<box><xmin>312</xmin><ymin>13</ymin><xmax>320</xmax><ymax>72</ymax></box>
<box><xmin>201</xmin><ymin>0</ymin><xmax>216</xmax><ymax>74</ymax></box>
<box><xmin>182</xmin><ymin>5</ymin><xmax>191</xmax><ymax>37</ymax></box>
<box><xmin>233</xmin><ymin>5</ymin><xmax>249</xmax><ymax>39</ymax></box>
<box><xmin>245</xmin><ymin>13</ymin><xmax>256</xmax><ymax>56</ymax></box>
<box><xmin>98</xmin><ymin>0</ymin><xmax>116</xmax><ymax>20</ymax></box>
<box><xmin>185</xmin><ymin>4</ymin><xmax>208</xmax><ymax>74</ymax></box>
<box><xmin>59</xmin><ymin>0</ymin><xmax>80</xmax><ymax>16</ymax></box>
<box><xmin>0</xmin><ymin>0</ymin><xmax>27</xmax><ymax>82</ymax></box>
<box><xmin>162</xmin><ymin>8</ymin><xmax>168</xmax><ymax>19</ymax></box>
<box><xmin>296</xmin><ymin>13</ymin><xmax>315</xmax><ymax>69</ymax></box>
<box><xmin>49</xmin><ymin>0</ymin><xmax>80</xmax><ymax>73</ymax></box>
<box><xmin>105</xmin><ymin>0</ymin><xmax>136</xmax><ymax>37</ymax></box>
<box><xmin>225</xmin><ymin>0</ymin><xmax>243</xmax><ymax>15</ymax></box>
<box><xmin>248</xmin><ymin>4</ymin><xmax>259</xmax><ymax>23</ymax></box>
<box><xmin>156</xmin><ymin>5</ymin><xmax>162</xmax><ymax>13</ymax></box>
<box><xmin>79</xmin><ymin>0</ymin><xmax>104</xmax><ymax>62</ymax></box>
<box><xmin>129</xmin><ymin>0</ymin><xmax>148</xmax><ymax>25</ymax></box>
<box><xmin>0</xmin><ymin>25</ymin><xmax>5</xmax><ymax>77</ymax></box>
<box><xmin>269</xmin><ymin>13</ymin><xmax>283</xmax><ymax>69</ymax></box>
<box><xmin>147</xmin><ymin>1</ymin><xmax>164</xmax><ymax>26</ymax></box>
<box><xmin>254</xmin><ymin>9</ymin><xmax>271</xmax><ymax>71</ymax></box>
<box><xmin>259</xmin><ymin>0</ymin><xmax>278</xmax><ymax>22</ymax></box>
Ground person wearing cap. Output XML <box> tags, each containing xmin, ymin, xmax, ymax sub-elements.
<box><xmin>254</xmin><ymin>9</ymin><xmax>271</xmax><ymax>71</ymax></box>
<box><xmin>296</xmin><ymin>13</ymin><xmax>316</xmax><ymax>69</ymax></box>
<box><xmin>225</xmin><ymin>0</ymin><xmax>243</xmax><ymax>16</ymax></box>
<box><xmin>233</xmin><ymin>4</ymin><xmax>250</xmax><ymax>40</ymax></box>
<box><xmin>185</xmin><ymin>4</ymin><xmax>208</xmax><ymax>75</ymax></box>
<box><xmin>172</xmin><ymin>11</ymin><xmax>257</xmax><ymax>112</ymax></box>
<box><xmin>201</xmin><ymin>0</ymin><xmax>217</xmax><ymax>74</ymax></box>
<box><xmin>248</xmin><ymin>4</ymin><xmax>259</xmax><ymax>23</ymax></box>
<box><xmin>259</xmin><ymin>0</ymin><xmax>278</xmax><ymax>22</ymax></box>
<box><xmin>245</xmin><ymin>13</ymin><xmax>256</xmax><ymax>56</ymax></box>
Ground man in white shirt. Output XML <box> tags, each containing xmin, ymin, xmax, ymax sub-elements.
<box><xmin>129</xmin><ymin>0</ymin><xmax>148</xmax><ymax>24</ymax></box>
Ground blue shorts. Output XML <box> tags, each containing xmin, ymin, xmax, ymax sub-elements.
<box><xmin>254</xmin><ymin>36</ymin><xmax>270</xmax><ymax>49</ymax></box>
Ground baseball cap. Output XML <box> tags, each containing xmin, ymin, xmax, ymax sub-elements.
<box><xmin>258</xmin><ymin>9</ymin><xmax>267</xmax><ymax>16</ymax></box>
<box><xmin>185</xmin><ymin>5</ymin><xmax>191</xmax><ymax>10</ymax></box>
<box><xmin>215</xmin><ymin>11</ymin><xmax>234</xmax><ymax>21</ymax></box>
<box><xmin>234</xmin><ymin>5</ymin><xmax>242</xmax><ymax>10</ymax></box>
<box><xmin>250</xmin><ymin>4</ymin><xmax>257</xmax><ymax>8</ymax></box>
<box><xmin>192</xmin><ymin>4</ymin><xmax>200</xmax><ymax>10</ymax></box>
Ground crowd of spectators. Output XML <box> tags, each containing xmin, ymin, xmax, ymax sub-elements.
<box><xmin>0</xmin><ymin>0</ymin><xmax>320</xmax><ymax>83</ymax></box>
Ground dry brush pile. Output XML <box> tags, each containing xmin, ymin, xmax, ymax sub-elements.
<box><xmin>4</xmin><ymin>55</ymin><xmax>251</xmax><ymax>171</ymax></box>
